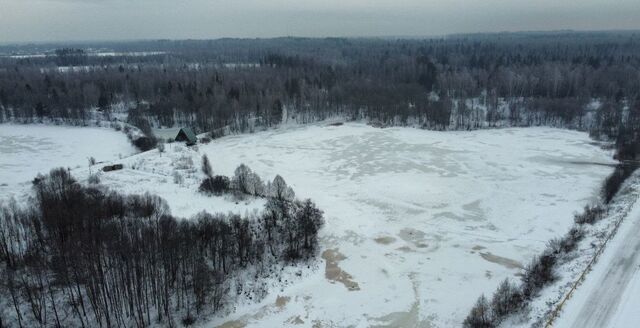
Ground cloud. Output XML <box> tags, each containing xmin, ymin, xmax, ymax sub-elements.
<box><xmin>0</xmin><ymin>0</ymin><xmax>639</xmax><ymax>42</ymax></box>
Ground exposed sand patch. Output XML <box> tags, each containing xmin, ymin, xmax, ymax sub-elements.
<box><xmin>217</xmin><ymin>320</ymin><xmax>246</xmax><ymax>328</ymax></box>
<box><xmin>275</xmin><ymin>295</ymin><xmax>290</xmax><ymax>309</ymax></box>
<box><xmin>370</xmin><ymin>302</ymin><xmax>422</xmax><ymax>328</ymax></box>
<box><xmin>397</xmin><ymin>246</ymin><xmax>414</xmax><ymax>252</ymax></box>
<box><xmin>399</xmin><ymin>228</ymin><xmax>432</xmax><ymax>249</ymax></box>
<box><xmin>374</xmin><ymin>236</ymin><xmax>397</xmax><ymax>245</ymax></box>
<box><xmin>322</xmin><ymin>249</ymin><xmax>360</xmax><ymax>291</ymax></box>
<box><xmin>399</xmin><ymin>228</ymin><xmax>428</xmax><ymax>247</ymax></box>
<box><xmin>367</xmin><ymin>273</ymin><xmax>434</xmax><ymax>328</ymax></box>
<box><xmin>286</xmin><ymin>315</ymin><xmax>305</xmax><ymax>325</ymax></box>
<box><xmin>462</xmin><ymin>200</ymin><xmax>485</xmax><ymax>220</ymax></box>
<box><xmin>216</xmin><ymin>295</ymin><xmax>292</xmax><ymax>327</ymax></box>
<box><xmin>480</xmin><ymin>252</ymin><xmax>524</xmax><ymax>270</ymax></box>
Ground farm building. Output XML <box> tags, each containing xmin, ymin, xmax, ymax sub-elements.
<box><xmin>154</xmin><ymin>127</ymin><xmax>198</xmax><ymax>145</ymax></box>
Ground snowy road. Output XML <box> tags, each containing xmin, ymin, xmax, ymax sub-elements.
<box><xmin>555</xmin><ymin>184</ymin><xmax>640</xmax><ymax>328</ymax></box>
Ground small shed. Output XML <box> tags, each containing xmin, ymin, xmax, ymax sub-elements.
<box><xmin>102</xmin><ymin>164</ymin><xmax>124</xmax><ymax>172</ymax></box>
<box><xmin>154</xmin><ymin>127</ymin><xmax>198</xmax><ymax>145</ymax></box>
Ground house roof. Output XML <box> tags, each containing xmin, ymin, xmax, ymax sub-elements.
<box><xmin>179</xmin><ymin>127</ymin><xmax>198</xmax><ymax>143</ymax></box>
<box><xmin>153</xmin><ymin>128</ymin><xmax>181</xmax><ymax>141</ymax></box>
<box><xmin>153</xmin><ymin>127</ymin><xmax>198</xmax><ymax>143</ymax></box>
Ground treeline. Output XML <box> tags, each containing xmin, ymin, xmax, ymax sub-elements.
<box><xmin>1</xmin><ymin>33</ymin><xmax>640</xmax><ymax>157</ymax></box>
<box><xmin>463</xmin><ymin>162</ymin><xmax>638</xmax><ymax>327</ymax></box>
<box><xmin>0</xmin><ymin>168</ymin><xmax>324</xmax><ymax>327</ymax></box>
<box><xmin>198</xmin><ymin>156</ymin><xmax>293</xmax><ymax>200</ymax></box>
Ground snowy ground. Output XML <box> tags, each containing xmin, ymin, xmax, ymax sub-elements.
<box><xmin>0</xmin><ymin>124</ymin><xmax>137</xmax><ymax>201</ymax></box>
<box><xmin>96</xmin><ymin>142</ymin><xmax>267</xmax><ymax>218</ymax></box>
<box><xmin>0</xmin><ymin>123</ymin><xmax>616</xmax><ymax>327</ymax></box>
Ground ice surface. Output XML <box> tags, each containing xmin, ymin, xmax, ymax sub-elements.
<box><xmin>184</xmin><ymin>124</ymin><xmax>613</xmax><ymax>327</ymax></box>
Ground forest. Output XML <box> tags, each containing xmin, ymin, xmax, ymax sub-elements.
<box><xmin>0</xmin><ymin>168</ymin><xmax>324</xmax><ymax>327</ymax></box>
<box><xmin>1</xmin><ymin>31</ymin><xmax>639</xmax><ymax>158</ymax></box>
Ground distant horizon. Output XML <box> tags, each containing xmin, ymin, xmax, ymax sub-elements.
<box><xmin>1</xmin><ymin>28</ymin><xmax>639</xmax><ymax>47</ymax></box>
<box><xmin>2</xmin><ymin>0</ymin><xmax>639</xmax><ymax>44</ymax></box>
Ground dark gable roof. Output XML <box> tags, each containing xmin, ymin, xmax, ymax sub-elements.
<box><xmin>179</xmin><ymin>127</ymin><xmax>197</xmax><ymax>143</ymax></box>
<box><xmin>153</xmin><ymin>128</ymin><xmax>181</xmax><ymax>141</ymax></box>
<box><xmin>153</xmin><ymin>127</ymin><xmax>198</xmax><ymax>144</ymax></box>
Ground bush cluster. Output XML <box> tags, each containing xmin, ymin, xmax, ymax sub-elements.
<box><xmin>573</xmin><ymin>205</ymin><xmax>605</xmax><ymax>225</ymax></box>
<box><xmin>602</xmin><ymin>163</ymin><xmax>638</xmax><ymax>203</ymax></box>
<box><xmin>199</xmin><ymin>175</ymin><xmax>231</xmax><ymax>195</ymax></box>
<box><xmin>465</xmin><ymin>224</ymin><xmax>586</xmax><ymax>327</ymax></box>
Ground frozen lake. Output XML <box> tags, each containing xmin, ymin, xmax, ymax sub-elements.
<box><xmin>187</xmin><ymin>124</ymin><xmax>613</xmax><ymax>327</ymax></box>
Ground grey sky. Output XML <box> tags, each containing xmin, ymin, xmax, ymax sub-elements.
<box><xmin>1</xmin><ymin>0</ymin><xmax>639</xmax><ymax>43</ymax></box>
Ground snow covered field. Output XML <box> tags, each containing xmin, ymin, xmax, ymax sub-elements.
<box><xmin>0</xmin><ymin>124</ymin><xmax>137</xmax><ymax>201</ymax></box>
<box><xmin>0</xmin><ymin>123</ymin><xmax>616</xmax><ymax>327</ymax></box>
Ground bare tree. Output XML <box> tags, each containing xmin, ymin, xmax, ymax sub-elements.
<box><xmin>233</xmin><ymin>164</ymin><xmax>251</xmax><ymax>194</ymax></box>
<box><xmin>463</xmin><ymin>294</ymin><xmax>494</xmax><ymax>328</ymax></box>
<box><xmin>201</xmin><ymin>154</ymin><xmax>212</xmax><ymax>178</ymax></box>
<box><xmin>269</xmin><ymin>175</ymin><xmax>295</xmax><ymax>202</ymax></box>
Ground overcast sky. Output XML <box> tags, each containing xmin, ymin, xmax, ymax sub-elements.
<box><xmin>1</xmin><ymin>0</ymin><xmax>639</xmax><ymax>43</ymax></box>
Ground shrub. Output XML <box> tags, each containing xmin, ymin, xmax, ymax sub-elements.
<box><xmin>199</xmin><ymin>176</ymin><xmax>230</xmax><ymax>195</ymax></box>
<box><xmin>173</xmin><ymin>155</ymin><xmax>194</xmax><ymax>170</ymax></box>
<box><xmin>181</xmin><ymin>314</ymin><xmax>196</xmax><ymax>326</ymax></box>
<box><xmin>490</xmin><ymin>279</ymin><xmax>523</xmax><ymax>324</ymax></box>
<box><xmin>557</xmin><ymin>226</ymin><xmax>585</xmax><ymax>254</ymax></box>
<box><xmin>172</xmin><ymin>171</ymin><xmax>184</xmax><ymax>185</ymax></box>
<box><xmin>232</xmin><ymin>164</ymin><xmax>252</xmax><ymax>194</ymax></box>
<box><xmin>201</xmin><ymin>155</ymin><xmax>212</xmax><ymax>177</ymax></box>
<box><xmin>615</xmin><ymin>141</ymin><xmax>640</xmax><ymax>161</ymax></box>
<box><xmin>463</xmin><ymin>294</ymin><xmax>495</xmax><ymax>328</ymax></box>
<box><xmin>521</xmin><ymin>251</ymin><xmax>557</xmax><ymax>300</ymax></box>
<box><xmin>248</xmin><ymin>172</ymin><xmax>265</xmax><ymax>196</ymax></box>
<box><xmin>574</xmin><ymin>205</ymin><xmax>605</xmax><ymax>225</ymax></box>
<box><xmin>210</xmin><ymin>129</ymin><xmax>225</xmax><ymax>139</ymax></box>
<box><xmin>88</xmin><ymin>174</ymin><xmax>100</xmax><ymax>185</ymax></box>
<box><xmin>269</xmin><ymin>175</ymin><xmax>295</xmax><ymax>201</ymax></box>
<box><xmin>602</xmin><ymin>164</ymin><xmax>638</xmax><ymax>203</ymax></box>
<box><xmin>132</xmin><ymin>136</ymin><xmax>157</xmax><ymax>151</ymax></box>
